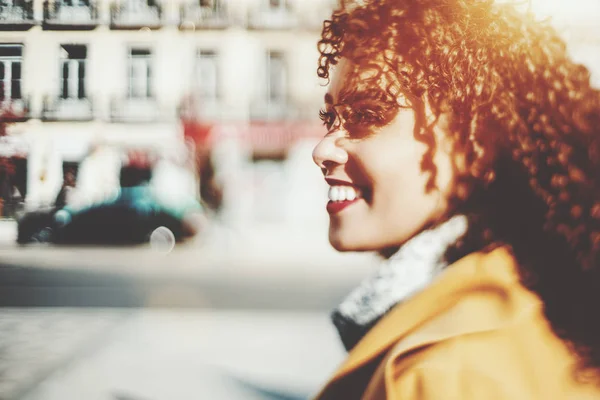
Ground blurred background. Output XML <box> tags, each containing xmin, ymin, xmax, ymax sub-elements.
<box><xmin>0</xmin><ymin>0</ymin><xmax>598</xmax><ymax>399</ymax></box>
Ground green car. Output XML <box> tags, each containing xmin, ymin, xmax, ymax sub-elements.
<box><xmin>19</xmin><ymin>185</ymin><xmax>203</xmax><ymax>245</ymax></box>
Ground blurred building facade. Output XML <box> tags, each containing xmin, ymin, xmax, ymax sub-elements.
<box><xmin>0</xmin><ymin>0</ymin><xmax>335</xmax><ymax>225</ymax></box>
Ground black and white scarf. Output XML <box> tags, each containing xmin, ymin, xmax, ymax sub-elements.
<box><xmin>331</xmin><ymin>215</ymin><xmax>468</xmax><ymax>351</ymax></box>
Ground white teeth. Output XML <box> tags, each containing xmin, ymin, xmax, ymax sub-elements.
<box><xmin>339</xmin><ymin>188</ymin><xmax>348</xmax><ymax>202</ymax></box>
<box><xmin>330</xmin><ymin>186</ymin><xmax>340</xmax><ymax>202</ymax></box>
<box><xmin>328</xmin><ymin>185</ymin><xmax>361</xmax><ymax>202</ymax></box>
<box><xmin>346</xmin><ymin>189</ymin><xmax>357</xmax><ymax>201</ymax></box>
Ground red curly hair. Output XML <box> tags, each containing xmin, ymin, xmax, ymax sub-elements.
<box><xmin>318</xmin><ymin>0</ymin><xmax>600</xmax><ymax>381</ymax></box>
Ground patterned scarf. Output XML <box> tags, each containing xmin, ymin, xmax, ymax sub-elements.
<box><xmin>332</xmin><ymin>215</ymin><xmax>469</xmax><ymax>351</ymax></box>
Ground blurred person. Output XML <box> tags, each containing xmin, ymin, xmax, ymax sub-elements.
<box><xmin>150</xmin><ymin>151</ymin><xmax>205</xmax><ymax>236</ymax></box>
<box><xmin>54</xmin><ymin>168</ymin><xmax>77</xmax><ymax>209</ymax></box>
<box><xmin>68</xmin><ymin>143</ymin><xmax>122</xmax><ymax>211</ymax></box>
<box><xmin>312</xmin><ymin>0</ymin><xmax>600</xmax><ymax>398</ymax></box>
<box><xmin>0</xmin><ymin>157</ymin><xmax>14</xmax><ymax>217</ymax></box>
<box><xmin>198</xmin><ymin>150</ymin><xmax>223</xmax><ymax>213</ymax></box>
<box><xmin>120</xmin><ymin>150</ymin><xmax>153</xmax><ymax>188</ymax></box>
<box><xmin>25</xmin><ymin>140</ymin><xmax>63</xmax><ymax>211</ymax></box>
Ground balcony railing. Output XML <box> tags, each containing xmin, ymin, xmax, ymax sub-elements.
<box><xmin>43</xmin><ymin>1</ymin><xmax>99</xmax><ymax>30</ymax></box>
<box><xmin>179</xmin><ymin>2</ymin><xmax>230</xmax><ymax>30</ymax></box>
<box><xmin>250</xmin><ymin>100</ymin><xmax>299</xmax><ymax>121</ymax></box>
<box><xmin>0</xmin><ymin>1</ymin><xmax>35</xmax><ymax>30</ymax></box>
<box><xmin>179</xmin><ymin>96</ymin><xmax>244</xmax><ymax>122</ymax></box>
<box><xmin>110</xmin><ymin>1</ymin><xmax>162</xmax><ymax>30</ymax></box>
<box><xmin>42</xmin><ymin>96</ymin><xmax>94</xmax><ymax>121</ymax></box>
<box><xmin>110</xmin><ymin>97</ymin><xmax>160</xmax><ymax>122</ymax></box>
<box><xmin>248</xmin><ymin>5</ymin><xmax>298</xmax><ymax>30</ymax></box>
<box><xmin>0</xmin><ymin>97</ymin><xmax>30</xmax><ymax>122</ymax></box>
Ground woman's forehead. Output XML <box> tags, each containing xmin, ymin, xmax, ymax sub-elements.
<box><xmin>325</xmin><ymin>58</ymin><xmax>405</xmax><ymax>106</ymax></box>
<box><xmin>326</xmin><ymin>59</ymin><xmax>354</xmax><ymax>104</ymax></box>
<box><xmin>327</xmin><ymin>60</ymin><xmax>379</xmax><ymax>101</ymax></box>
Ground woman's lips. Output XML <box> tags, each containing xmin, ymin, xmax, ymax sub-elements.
<box><xmin>327</xmin><ymin>199</ymin><xmax>360</xmax><ymax>214</ymax></box>
<box><xmin>323</xmin><ymin>177</ymin><xmax>369</xmax><ymax>214</ymax></box>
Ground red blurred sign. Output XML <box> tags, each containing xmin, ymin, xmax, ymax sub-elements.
<box><xmin>183</xmin><ymin>119</ymin><xmax>214</xmax><ymax>147</ymax></box>
<box><xmin>183</xmin><ymin>119</ymin><xmax>324</xmax><ymax>154</ymax></box>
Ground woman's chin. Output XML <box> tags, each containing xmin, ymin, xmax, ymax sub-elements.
<box><xmin>329</xmin><ymin>239</ymin><xmax>352</xmax><ymax>252</ymax></box>
<box><xmin>328</xmin><ymin>227</ymin><xmax>412</xmax><ymax>253</ymax></box>
<box><xmin>328</xmin><ymin>231</ymin><xmax>373</xmax><ymax>252</ymax></box>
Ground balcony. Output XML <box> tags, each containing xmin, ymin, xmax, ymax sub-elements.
<box><xmin>179</xmin><ymin>2</ymin><xmax>230</xmax><ymax>30</ymax></box>
<box><xmin>43</xmin><ymin>1</ymin><xmax>99</xmax><ymax>30</ymax></box>
<box><xmin>0</xmin><ymin>98</ymin><xmax>30</xmax><ymax>122</ymax></box>
<box><xmin>42</xmin><ymin>97</ymin><xmax>94</xmax><ymax>121</ymax></box>
<box><xmin>0</xmin><ymin>1</ymin><xmax>35</xmax><ymax>31</ymax></box>
<box><xmin>110</xmin><ymin>1</ymin><xmax>162</xmax><ymax>30</ymax></box>
<box><xmin>179</xmin><ymin>95</ymin><xmax>241</xmax><ymax>122</ymax></box>
<box><xmin>110</xmin><ymin>97</ymin><xmax>159</xmax><ymax>123</ymax></box>
<box><xmin>250</xmin><ymin>100</ymin><xmax>299</xmax><ymax>122</ymax></box>
<box><xmin>248</xmin><ymin>4</ymin><xmax>298</xmax><ymax>30</ymax></box>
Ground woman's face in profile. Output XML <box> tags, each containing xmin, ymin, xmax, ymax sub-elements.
<box><xmin>313</xmin><ymin>59</ymin><xmax>456</xmax><ymax>252</ymax></box>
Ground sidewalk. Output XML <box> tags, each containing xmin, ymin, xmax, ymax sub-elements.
<box><xmin>0</xmin><ymin>308</ymin><xmax>131</xmax><ymax>400</ymax></box>
<box><xmin>0</xmin><ymin>221</ymin><xmax>366</xmax><ymax>399</ymax></box>
<box><xmin>2</xmin><ymin>309</ymin><xmax>346</xmax><ymax>400</ymax></box>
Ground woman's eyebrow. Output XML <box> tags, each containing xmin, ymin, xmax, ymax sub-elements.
<box><xmin>338</xmin><ymin>87</ymin><xmax>383</xmax><ymax>105</ymax></box>
<box><xmin>325</xmin><ymin>87</ymin><xmax>383</xmax><ymax>110</ymax></box>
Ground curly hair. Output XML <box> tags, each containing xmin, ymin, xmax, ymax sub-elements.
<box><xmin>318</xmin><ymin>0</ymin><xmax>600</xmax><ymax>382</ymax></box>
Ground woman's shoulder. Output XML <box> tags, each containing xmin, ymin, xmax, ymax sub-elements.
<box><xmin>375</xmin><ymin>247</ymin><xmax>599</xmax><ymax>399</ymax></box>
<box><xmin>379</xmin><ymin>326</ymin><xmax>599</xmax><ymax>399</ymax></box>
<box><xmin>315</xmin><ymin>248</ymin><xmax>599</xmax><ymax>400</ymax></box>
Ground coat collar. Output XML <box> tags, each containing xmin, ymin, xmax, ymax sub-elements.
<box><xmin>332</xmin><ymin>214</ymin><xmax>469</xmax><ymax>351</ymax></box>
<box><xmin>318</xmin><ymin>247</ymin><xmax>538</xmax><ymax>394</ymax></box>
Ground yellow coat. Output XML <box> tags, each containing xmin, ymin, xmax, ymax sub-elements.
<box><xmin>314</xmin><ymin>247</ymin><xmax>600</xmax><ymax>399</ymax></box>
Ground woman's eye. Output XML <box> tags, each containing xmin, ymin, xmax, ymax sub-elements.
<box><xmin>345</xmin><ymin>109</ymin><xmax>381</xmax><ymax>126</ymax></box>
<box><xmin>319</xmin><ymin>109</ymin><xmax>336</xmax><ymax>130</ymax></box>
<box><xmin>339</xmin><ymin>109</ymin><xmax>386</xmax><ymax>139</ymax></box>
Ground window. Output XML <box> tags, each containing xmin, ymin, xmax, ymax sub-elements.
<box><xmin>269</xmin><ymin>0</ymin><xmax>284</xmax><ymax>8</ymax></box>
<box><xmin>126</xmin><ymin>0</ymin><xmax>156</xmax><ymax>9</ymax></box>
<box><xmin>0</xmin><ymin>44</ymin><xmax>23</xmax><ymax>102</ymax></box>
<box><xmin>61</xmin><ymin>0</ymin><xmax>90</xmax><ymax>6</ymax></box>
<box><xmin>60</xmin><ymin>45</ymin><xmax>86</xmax><ymax>99</ymax></box>
<box><xmin>128</xmin><ymin>48</ymin><xmax>152</xmax><ymax>98</ymax></box>
<box><xmin>199</xmin><ymin>0</ymin><xmax>216</xmax><ymax>9</ymax></box>
<box><xmin>0</xmin><ymin>0</ymin><xmax>24</xmax><ymax>7</ymax></box>
<box><xmin>266</xmin><ymin>51</ymin><xmax>286</xmax><ymax>103</ymax></box>
<box><xmin>195</xmin><ymin>50</ymin><xmax>218</xmax><ymax>100</ymax></box>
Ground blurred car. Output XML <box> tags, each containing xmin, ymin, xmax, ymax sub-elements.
<box><xmin>17</xmin><ymin>185</ymin><xmax>203</xmax><ymax>245</ymax></box>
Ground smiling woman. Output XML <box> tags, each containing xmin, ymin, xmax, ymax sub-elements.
<box><xmin>311</xmin><ymin>0</ymin><xmax>600</xmax><ymax>399</ymax></box>
<box><xmin>314</xmin><ymin>59</ymin><xmax>455</xmax><ymax>253</ymax></box>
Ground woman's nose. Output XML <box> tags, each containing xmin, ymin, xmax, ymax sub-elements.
<box><xmin>312</xmin><ymin>134</ymin><xmax>349</xmax><ymax>171</ymax></box>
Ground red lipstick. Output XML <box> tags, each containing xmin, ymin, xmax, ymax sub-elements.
<box><xmin>327</xmin><ymin>199</ymin><xmax>359</xmax><ymax>214</ymax></box>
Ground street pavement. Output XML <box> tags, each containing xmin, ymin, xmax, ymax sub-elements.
<box><xmin>0</xmin><ymin>220</ymin><xmax>377</xmax><ymax>309</ymax></box>
<box><xmin>0</xmin><ymin>220</ymin><xmax>378</xmax><ymax>400</ymax></box>
<box><xmin>0</xmin><ymin>309</ymin><xmax>130</xmax><ymax>400</ymax></box>
<box><xmin>3</xmin><ymin>309</ymin><xmax>345</xmax><ymax>400</ymax></box>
